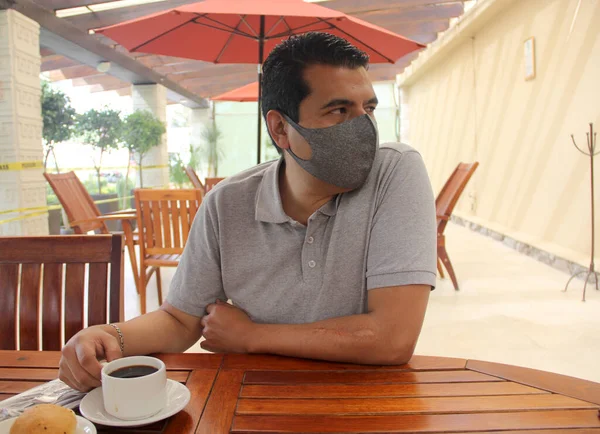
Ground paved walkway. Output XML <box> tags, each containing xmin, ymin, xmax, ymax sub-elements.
<box><xmin>123</xmin><ymin>222</ymin><xmax>599</xmax><ymax>382</ymax></box>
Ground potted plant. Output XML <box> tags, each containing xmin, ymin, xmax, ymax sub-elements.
<box><xmin>76</xmin><ymin>108</ymin><xmax>123</xmax><ymax>195</ymax></box>
<box><xmin>169</xmin><ymin>144</ymin><xmax>203</xmax><ymax>188</ymax></box>
<box><xmin>41</xmin><ymin>81</ymin><xmax>77</xmax><ymax>234</ymax></box>
<box><xmin>41</xmin><ymin>81</ymin><xmax>76</xmax><ymax>172</ymax></box>
<box><xmin>75</xmin><ymin>108</ymin><xmax>123</xmax><ymax>230</ymax></box>
<box><xmin>201</xmin><ymin>121</ymin><xmax>224</xmax><ymax>176</ymax></box>
<box><xmin>122</xmin><ymin>110</ymin><xmax>166</xmax><ymax>188</ymax></box>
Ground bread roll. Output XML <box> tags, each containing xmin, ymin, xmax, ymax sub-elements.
<box><xmin>10</xmin><ymin>403</ymin><xmax>77</xmax><ymax>434</ymax></box>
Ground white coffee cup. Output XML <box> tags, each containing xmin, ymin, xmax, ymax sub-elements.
<box><xmin>101</xmin><ymin>356</ymin><xmax>167</xmax><ymax>420</ymax></box>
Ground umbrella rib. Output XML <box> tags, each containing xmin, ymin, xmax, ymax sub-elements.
<box><xmin>193</xmin><ymin>15</ymin><xmax>255</xmax><ymax>39</ymax></box>
<box><xmin>266</xmin><ymin>19</ymin><xmax>334</xmax><ymax>39</ymax></box>
<box><xmin>214</xmin><ymin>16</ymin><xmax>247</xmax><ymax>63</ymax></box>
<box><xmin>130</xmin><ymin>16</ymin><xmax>199</xmax><ymax>52</ymax></box>
<box><xmin>319</xmin><ymin>18</ymin><xmax>396</xmax><ymax>64</ymax></box>
<box><xmin>239</xmin><ymin>15</ymin><xmax>259</xmax><ymax>38</ymax></box>
<box><xmin>264</xmin><ymin>16</ymin><xmax>285</xmax><ymax>38</ymax></box>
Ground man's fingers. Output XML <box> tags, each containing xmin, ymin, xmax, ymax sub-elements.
<box><xmin>59</xmin><ymin>359</ymin><xmax>87</xmax><ymax>392</ymax></box>
<box><xmin>76</xmin><ymin>342</ymin><xmax>103</xmax><ymax>381</ymax></box>
<box><xmin>205</xmin><ymin>303</ymin><xmax>216</xmax><ymax>314</ymax></box>
<box><xmin>67</xmin><ymin>345</ymin><xmax>101</xmax><ymax>390</ymax></box>
<box><xmin>100</xmin><ymin>333</ymin><xmax>124</xmax><ymax>362</ymax></box>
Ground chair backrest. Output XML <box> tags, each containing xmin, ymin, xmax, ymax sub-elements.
<box><xmin>0</xmin><ymin>234</ymin><xmax>123</xmax><ymax>351</ymax></box>
<box><xmin>134</xmin><ymin>189</ymin><xmax>202</xmax><ymax>258</ymax></box>
<box><xmin>205</xmin><ymin>177</ymin><xmax>225</xmax><ymax>193</ymax></box>
<box><xmin>44</xmin><ymin>171</ymin><xmax>108</xmax><ymax>234</ymax></box>
<box><xmin>436</xmin><ymin>162</ymin><xmax>479</xmax><ymax>235</ymax></box>
<box><xmin>184</xmin><ymin>166</ymin><xmax>205</xmax><ymax>192</ymax></box>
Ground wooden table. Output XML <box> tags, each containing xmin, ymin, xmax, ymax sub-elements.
<box><xmin>1</xmin><ymin>351</ymin><xmax>599</xmax><ymax>433</ymax></box>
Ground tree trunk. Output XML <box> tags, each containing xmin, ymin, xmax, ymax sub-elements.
<box><xmin>51</xmin><ymin>148</ymin><xmax>60</xmax><ymax>173</ymax></box>
<box><xmin>138</xmin><ymin>155</ymin><xmax>144</xmax><ymax>188</ymax></box>
<box><xmin>122</xmin><ymin>151</ymin><xmax>132</xmax><ymax>208</ymax></box>
<box><xmin>96</xmin><ymin>149</ymin><xmax>104</xmax><ymax>194</ymax></box>
<box><xmin>44</xmin><ymin>147</ymin><xmax>51</xmax><ymax>170</ymax></box>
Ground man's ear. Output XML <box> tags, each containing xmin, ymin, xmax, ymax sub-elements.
<box><xmin>266</xmin><ymin>110</ymin><xmax>290</xmax><ymax>150</ymax></box>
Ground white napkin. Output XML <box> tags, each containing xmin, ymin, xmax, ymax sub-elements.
<box><xmin>0</xmin><ymin>379</ymin><xmax>85</xmax><ymax>421</ymax></box>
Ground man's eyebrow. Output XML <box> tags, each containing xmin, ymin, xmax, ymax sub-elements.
<box><xmin>320</xmin><ymin>99</ymin><xmax>353</xmax><ymax>110</ymax></box>
<box><xmin>366</xmin><ymin>96</ymin><xmax>379</xmax><ymax>105</ymax></box>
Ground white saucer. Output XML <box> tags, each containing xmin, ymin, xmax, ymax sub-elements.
<box><xmin>0</xmin><ymin>415</ymin><xmax>96</xmax><ymax>433</ymax></box>
<box><xmin>79</xmin><ymin>379</ymin><xmax>190</xmax><ymax>428</ymax></box>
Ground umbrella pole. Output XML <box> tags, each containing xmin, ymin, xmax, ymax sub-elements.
<box><xmin>257</xmin><ymin>15</ymin><xmax>265</xmax><ymax>165</ymax></box>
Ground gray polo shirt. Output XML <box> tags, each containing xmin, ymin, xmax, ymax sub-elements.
<box><xmin>167</xmin><ymin>144</ymin><xmax>436</xmax><ymax>324</ymax></box>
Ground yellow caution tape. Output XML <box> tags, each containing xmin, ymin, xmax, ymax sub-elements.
<box><xmin>0</xmin><ymin>161</ymin><xmax>44</xmax><ymax>171</ymax></box>
<box><xmin>45</xmin><ymin>164</ymin><xmax>169</xmax><ymax>172</ymax></box>
<box><xmin>0</xmin><ymin>210</ymin><xmax>49</xmax><ymax>226</ymax></box>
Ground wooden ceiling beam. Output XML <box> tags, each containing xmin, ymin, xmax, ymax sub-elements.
<box><xmin>48</xmin><ymin>64</ymin><xmax>98</xmax><ymax>80</ymax></box>
<box><xmin>41</xmin><ymin>54</ymin><xmax>79</xmax><ymax>72</ymax></box>
<box><xmin>64</xmin><ymin>0</ymin><xmax>198</xmax><ymax>31</ymax></box>
<box><xmin>188</xmin><ymin>79</ymin><xmax>260</xmax><ymax>99</ymax></box>
<box><xmin>179</xmin><ymin>71</ymin><xmax>258</xmax><ymax>88</ymax></box>
<box><xmin>354</xmin><ymin>3</ymin><xmax>464</xmax><ymax>23</ymax></box>
<box><xmin>90</xmin><ymin>80</ymin><xmax>131</xmax><ymax>93</ymax></box>
<box><xmin>40</xmin><ymin>47</ymin><xmax>54</xmax><ymax>56</ymax></box>
<box><xmin>173</xmin><ymin>65</ymin><xmax>256</xmax><ymax>83</ymax></box>
<box><xmin>35</xmin><ymin>0</ymin><xmax>116</xmax><ymax>11</ymax></box>
<box><xmin>7</xmin><ymin>0</ymin><xmax>207</xmax><ymax>107</ymax></box>
<box><xmin>323</xmin><ymin>0</ymin><xmax>466</xmax><ymax>15</ymax></box>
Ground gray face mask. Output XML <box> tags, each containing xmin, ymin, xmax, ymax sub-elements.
<box><xmin>282</xmin><ymin>113</ymin><xmax>379</xmax><ymax>190</ymax></box>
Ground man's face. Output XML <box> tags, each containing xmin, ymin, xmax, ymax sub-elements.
<box><xmin>286</xmin><ymin>64</ymin><xmax>378</xmax><ymax>160</ymax></box>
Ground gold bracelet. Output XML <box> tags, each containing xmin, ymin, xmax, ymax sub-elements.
<box><xmin>109</xmin><ymin>324</ymin><xmax>125</xmax><ymax>355</ymax></box>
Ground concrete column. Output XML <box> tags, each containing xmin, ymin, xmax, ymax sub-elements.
<box><xmin>190</xmin><ymin>106</ymin><xmax>210</xmax><ymax>177</ymax></box>
<box><xmin>131</xmin><ymin>84</ymin><xmax>168</xmax><ymax>188</ymax></box>
<box><xmin>0</xmin><ymin>9</ymin><xmax>47</xmax><ymax>236</ymax></box>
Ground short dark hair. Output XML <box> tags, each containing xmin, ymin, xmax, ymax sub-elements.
<box><xmin>261</xmin><ymin>32</ymin><xmax>370</xmax><ymax>147</ymax></box>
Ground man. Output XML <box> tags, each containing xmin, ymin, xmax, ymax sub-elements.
<box><xmin>59</xmin><ymin>32</ymin><xmax>437</xmax><ymax>392</ymax></box>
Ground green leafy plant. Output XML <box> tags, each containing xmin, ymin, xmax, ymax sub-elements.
<box><xmin>41</xmin><ymin>81</ymin><xmax>76</xmax><ymax>171</ymax></box>
<box><xmin>169</xmin><ymin>144</ymin><xmax>203</xmax><ymax>187</ymax></box>
<box><xmin>76</xmin><ymin>108</ymin><xmax>123</xmax><ymax>194</ymax></box>
<box><xmin>122</xmin><ymin>110</ymin><xmax>166</xmax><ymax>188</ymax></box>
<box><xmin>201</xmin><ymin>121</ymin><xmax>224</xmax><ymax>176</ymax></box>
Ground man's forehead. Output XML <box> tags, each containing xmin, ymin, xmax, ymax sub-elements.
<box><xmin>302</xmin><ymin>64</ymin><xmax>374</xmax><ymax>99</ymax></box>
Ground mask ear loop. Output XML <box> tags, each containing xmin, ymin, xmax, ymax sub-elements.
<box><xmin>281</xmin><ymin>112</ymin><xmax>313</xmax><ymax>162</ymax></box>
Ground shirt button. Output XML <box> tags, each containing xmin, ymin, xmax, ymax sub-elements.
<box><xmin>307</xmin><ymin>236</ymin><xmax>314</xmax><ymax>244</ymax></box>
<box><xmin>308</xmin><ymin>260</ymin><xmax>316</xmax><ymax>268</ymax></box>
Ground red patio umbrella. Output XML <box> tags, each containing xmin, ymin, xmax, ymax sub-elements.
<box><xmin>96</xmin><ymin>0</ymin><xmax>423</xmax><ymax>164</ymax></box>
<box><xmin>212</xmin><ymin>82</ymin><xmax>259</xmax><ymax>103</ymax></box>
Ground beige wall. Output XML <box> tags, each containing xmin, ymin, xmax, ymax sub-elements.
<box><xmin>400</xmin><ymin>0</ymin><xmax>600</xmax><ymax>265</ymax></box>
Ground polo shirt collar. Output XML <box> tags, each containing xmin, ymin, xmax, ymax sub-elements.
<box><xmin>255</xmin><ymin>158</ymin><xmax>341</xmax><ymax>223</ymax></box>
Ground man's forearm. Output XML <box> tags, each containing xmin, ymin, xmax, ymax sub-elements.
<box><xmin>250</xmin><ymin>313</ymin><xmax>413</xmax><ymax>365</ymax></box>
<box><xmin>102</xmin><ymin>309</ymin><xmax>201</xmax><ymax>356</ymax></box>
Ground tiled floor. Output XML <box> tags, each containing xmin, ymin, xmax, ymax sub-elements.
<box><xmin>124</xmin><ymin>223</ymin><xmax>600</xmax><ymax>383</ymax></box>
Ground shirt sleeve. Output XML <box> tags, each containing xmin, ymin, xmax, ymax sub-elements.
<box><xmin>366</xmin><ymin>149</ymin><xmax>437</xmax><ymax>290</ymax></box>
<box><xmin>166</xmin><ymin>195</ymin><xmax>226</xmax><ymax>316</ymax></box>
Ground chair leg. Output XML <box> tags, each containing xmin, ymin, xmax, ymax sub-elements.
<box><xmin>156</xmin><ymin>267</ymin><xmax>163</xmax><ymax>306</ymax></box>
<box><xmin>139</xmin><ymin>266</ymin><xmax>147</xmax><ymax>315</ymax></box>
<box><xmin>439</xmin><ymin>247</ymin><xmax>459</xmax><ymax>291</ymax></box>
<box><xmin>437</xmin><ymin>258</ymin><xmax>445</xmax><ymax>279</ymax></box>
<box><xmin>121</xmin><ymin>221</ymin><xmax>140</xmax><ymax>294</ymax></box>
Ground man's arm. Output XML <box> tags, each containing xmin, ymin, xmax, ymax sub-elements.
<box><xmin>60</xmin><ymin>303</ymin><xmax>202</xmax><ymax>391</ymax></box>
<box><xmin>201</xmin><ymin>284</ymin><xmax>429</xmax><ymax>365</ymax></box>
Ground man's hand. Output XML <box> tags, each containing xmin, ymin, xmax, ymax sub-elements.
<box><xmin>200</xmin><ymin>300</ymin><xmax>257</xmax><ymax>353</ymax></box>
<box><xmin>59</xmin><ymin>325</ymin><xmax>122</xmax><ymax>392</ymax></box>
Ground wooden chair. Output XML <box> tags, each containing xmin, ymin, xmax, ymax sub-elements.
<box><xmin>135</xmin><ymin>188</ymin><xmax>203</xmax><ymax>314</ymax></box>
<box><xmin>44</xmin><ymin>171</ymin><xmax>140</xmax><ymax>293</ymax></box>
<box><xmin>185</xmin><ymin>166</ymin><xmax>205</xmax><ymax>192</ymax></box>
<box><xmin>205</xmin><ymin>177</ymin><xmax>225</xmax><ymax>193</ymax></box>
<box><xmin>0</xmin><ymin>234</ymin><xmax>124</xmax><ymax>350</ymax></box>
<box><xmin>436</xmin><ymin>162</ymin><xmax>479</xmax><ymax>291</ymax></box>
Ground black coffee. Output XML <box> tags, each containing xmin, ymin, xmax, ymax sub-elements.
<box><xmin>109</xmin><ymin>365</ymin><xmax>158</xmax><ymax>379</ymax></box>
